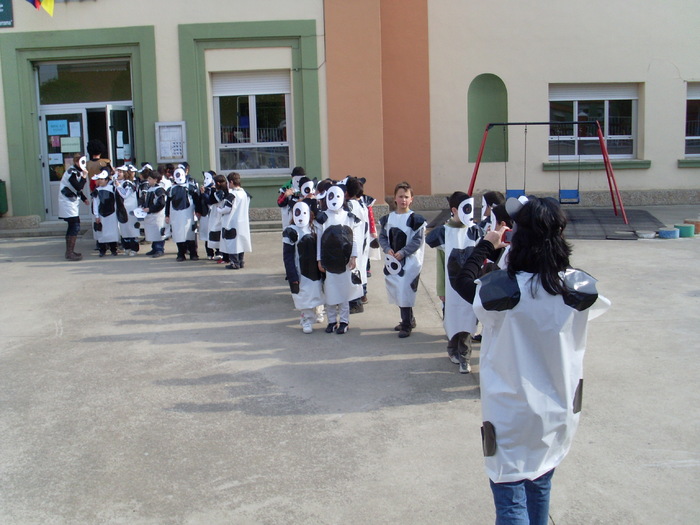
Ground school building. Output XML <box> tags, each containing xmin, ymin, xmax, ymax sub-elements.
<box><xmin>0</xmin><ymin>0</ymin><xmax>697</xmax><ymax>223</ymax></box>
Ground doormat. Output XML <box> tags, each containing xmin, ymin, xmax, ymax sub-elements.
<box><xmin>563</xmin><ymin>208</ymin><xmax>665</xmax><ymax>240</ymax></box>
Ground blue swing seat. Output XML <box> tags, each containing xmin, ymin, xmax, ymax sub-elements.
<box><xmin>559</xmin><ymin>189</ymin><xmax>580</xmax><ymax>204</ymax></box>
<box><xmin>505</xmin><ymin>189</ymin><xmax>526</xmax><ymax>200</ymax></box>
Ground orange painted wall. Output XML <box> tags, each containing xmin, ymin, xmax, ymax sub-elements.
<box><xmin>323</xmin><ymin>0</ymin><xmax>385</xmax><ymax>201</ymax></box>
<box><xmin>380</xmin><ymin>0</ymin><xmax>431</xmax><ymax>196</ymax></box>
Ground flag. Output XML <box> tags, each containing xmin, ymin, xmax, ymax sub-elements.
<box><xmin>41</xmin><ymin>0</ymin><xmax>54</xmax><ymax>17</ymax></box>
<box><xmin>26</xmin><ymin>0</ymin><xmax>41</xmax><ymax>9</ymax></box>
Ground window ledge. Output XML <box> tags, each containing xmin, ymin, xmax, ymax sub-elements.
<box><xmin>542</xmin><ymin>160</ymin><xmax>651</xmax><ymax>171</ymax></box>
<box><xmin>678</xmin><ymin>159</ymin><xmax>700</xmax><ymax>168</ymax></box>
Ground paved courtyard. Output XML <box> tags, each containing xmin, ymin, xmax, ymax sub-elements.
<box><xmin>1</xmin><ymin>207</ymin><xmax>699</xmax><ymax>524</ymax></box>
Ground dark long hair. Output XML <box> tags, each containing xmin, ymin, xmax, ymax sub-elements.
<box><xmin>507</xmin><ymin>197</ymin><xmax>572</xmax><ymax>296</ymax></box>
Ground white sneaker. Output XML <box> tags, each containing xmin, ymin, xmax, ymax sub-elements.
<box><xmin>128</xmin><ymin>250</ymin><xmax>137</xmax><ymax>257</ymax></box>
<box><xmin>302</xmin><ymin>321</ymin><xmax>313</xmax><ymax>334</ymax></box>
<box><xmin>459</xmin><ymin>361</ymin><xmax>472</xmax><ymax>374</ymax></box>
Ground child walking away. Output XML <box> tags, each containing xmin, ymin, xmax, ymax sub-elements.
<box><xmin>115</xmin><ymin>165</ymin><xmax>141</xmax><ymax>256</ymax></box>
<box><xmin>426</xmin><ymin>191</ymin><xmax>483</xmax><ymax>372</ymax></box>
<box><xmin>58</xmin><ymin>154</ymin><xmax>89</xmax><ymax>261</ymax></box>
<box><xmin>166</xmin><ymin>167</ymin><xmax>200</xmax><ymax>261</ymax></box>
<box><xmin>315</xmin><ymin>184</ymin><xmax>364</xmax><ymax>335</ymax></box>
<box><xmin>378</xmin><ymin>181</ymin><xmax>426</xmax><ymax>338</ymax></box>
<box><xmin>220</xmin><ymin>172</ymin><xmax>252</xmax><ymax>269</ymax></box>
<box><xmin>283</xmin><ymin>199</ymin><xmax>325</xmax><ymax>333</ymax></box>
<box><xmin>91</xmin><ymin>168</ymin><xmax>120</xmax><ymax>257</ymax></box>
<box><xmin>140</xmin><ymin>167</ymin><xmax>168</xmax><ymax>257</ymax></box>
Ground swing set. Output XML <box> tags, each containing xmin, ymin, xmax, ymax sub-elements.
<box><xmin>468</xmin><ymin>120</ymin><xmax>628</xmax><ymax>224</ymax></box>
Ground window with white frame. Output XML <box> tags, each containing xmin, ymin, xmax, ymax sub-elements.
<box><xmin>548</xmin><ymin>84</ymin><xmax>638</xmax><ymax>159</ymax></box>
<box><xmin>212</xmin><ymin>70</ymin><xmax>292</xmax><ymax>173</ymax></box>
<box><xmin>686</xmin><ymin>83</ymin><xmax>700</xmax><ymax>156</ymax></box>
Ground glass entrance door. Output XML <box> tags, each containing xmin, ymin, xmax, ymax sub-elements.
<box><xmin>107</xmin><ymin>105</ymin><xmax>134</xmax><ymax>168</ymax></box>
<box><xmin>40</xmin><ymin>109</ymin><xmax>89</xmax><ymax>219</ymax></box>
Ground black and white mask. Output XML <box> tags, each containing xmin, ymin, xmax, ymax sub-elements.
<box><xmin>292</xmin><ymin>201</ymin><xmax>311</xmax><ymax>228</ymax></box>
<box><xmin>326</xmin><ymin>186</ymin><xmax>344</xmax><ymax>211</ymax></box>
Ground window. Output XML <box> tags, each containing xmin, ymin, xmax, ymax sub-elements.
<box><xmin>212</xmin><ymin>70</ymin><xmax>291</xmax><ymax>173</ymax></box>
<box><xmin>37</xmin><ymin>60</ymin><xmax>132</xmax><ymax>105</ymax></box>
<box><xmin>686</xmin><ymin>84</ymin><xmax>700</xmax><ymax>156</ymax></box>
<box><xmin>549</xmin><ymin>84</ymin><xmax>638</xmax><ymax>159</ymax></box>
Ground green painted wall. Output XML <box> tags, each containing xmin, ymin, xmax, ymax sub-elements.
<box><xmin>178</xmin><ymin>20</ymin><xmax>321</xmax><ymax>208</ymax></box>
<box><xmin>0</xmin><ymin>27</ymin><xmax>157</xmax><ymax>218</ymax></box>
<box><xmin>468</xmin><ymin>74</ymin><xmax>508</xmax><ymax>163</ymax></box>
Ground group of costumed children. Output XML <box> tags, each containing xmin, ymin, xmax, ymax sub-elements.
<box><xmin>59</xmin><ymin>153</ymin><xmax>251</xmax><ymax>267</ymax></box>
<box><xmin>279</xmin><ymin>171</ymin><xmax>511</xmax><ymax>377</ymax></box>
<box><xmin>278</xmin><ymin>168</ymin><xmax>507</xmax><ymax>366</ymax></box>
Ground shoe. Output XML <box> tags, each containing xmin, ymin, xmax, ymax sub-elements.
<box><xmin>176</xmin><ymin>255</ymin><xmax>186</xmax><ymax>262</ymax></box>
<box><xmin>394</xmin><ymin>317</ymin><xmax>416</xmax><ymax>331</ymax></box>
<box><xmin>335</xmin><ymin>322</ymin><xmax>349</xmax><ymax>335</ymax></box>
<box><xmin>349</xmin><ymin>303</ymin><xmax>364</xmax><ymax>314</ymax></box>
<box><xmin>367</xmin><ymin>270</ymin><xmax>372</xmax><ymax>278</ymax></box>
<box><xmin>398</xmin><ymin>328</ymin><xmax>411</xmax><ymax>338</ymax></box>
<box><xmin>128</xmin><ymin>250</ymin><xmax>137</xmax><ymax>257</ymax></box>
<box><xmin>152</xmin><ymin>251</ymin><xmax>164</xmax><ymax>258</ymax></box>
<box><xmin>325</xmin><ymin>323</ymin><xmax>337</xmax><ymax>333</ymax></box>
<box><xmin>145</xmin><ymin>249</ymin><xmax>156</xmax><ymax>256</ymax></box>
<box><xmin>207</xmin><ymin>255</ymin><xmax>214</xmax><ymax>260</ymax></box>
<box><xmin>225</xmin><ymin>263</ymin><xmax>240</xmax><ymax>270</ymax></box>
<box><xmin>213</xmin><ymin>254</ymin><xmax>223</xmax><ymax>261</ymax></box>
<box><xmin>98</xmin><ymin>252</ymin><xmax>106</xmax><ymax>258</ymax></box>
<box><xmin>361</xmin><ymin>295</ymin><xmax>368</xmax><ymax>304</ymax></box>
<box><xmin>302</xmin><ymin>321</ymin><xmax>313</xmax><ymax>334</ymax></box>
<box><xmin>315</xmin><ymin>311</ymin><xmax>325</xmax><ymax>323</ymax></box>
<box><xmin>448</xmin><ymin>352</ymin><xmax>460</xmax><ymax>365</ymax></box>
<box><xmin>111</xmin><ymin>251</ymin><xmax>118</xmax><ymax>256</ymax></box>
<box><xmin>217</xmin><ymin>259</ymin><xmax>227</xmax><ymax>264</ymax></box>
<box><xmin>459</xmin><ymin>361</ymin><xmax>472</xmax><ymax>374</ymax></box>
<box><xmin>190</xmin><ymin>255</ymin><xmax>200</xmax><ymax>261</ymax></box>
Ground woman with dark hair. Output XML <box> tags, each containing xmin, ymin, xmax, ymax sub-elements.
<box><xmin>453</xmin><ymin>196</ymin><xmax>610</xmax><ymax>525</ymax></box>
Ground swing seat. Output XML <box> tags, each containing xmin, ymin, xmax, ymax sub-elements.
<box><xmin>559</xmin><ymin>189</ymin><xmax>580</xmax><ymax>204</ymax></box>
<box><xmin>506</xmin><ymin>189</ymin><xmax>526</xmax><ymax>200</ymax></box>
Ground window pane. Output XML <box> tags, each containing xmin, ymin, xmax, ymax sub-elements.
<box><xmin>686</xmin><ymin>139</ymin><xmax>700</xmax><ymax>155</ymax></box>
<box><xmin>219</xmin><ymin>146</ymin><xmax>289</xmax><ymax>171</ymax></box>
<box><xmin>577</xmin><ymin>101</ymin><xmax>604</xmax><ymax>137</ymax></box>
<box><xmin>38</xmin><ymin>61</ymin><xmax>131</xmax><ymax>105</ymax></box>
<box><xmin>256</xmin><ymin>94</ymin><xmax>287</xmax><ymax>143</ymax></box>
<box><xmin>606</xmin><ymin>139</ymin><xmax>634</xmax><ymax>155</ymax></box>
<box><xmin>219</xmin><ymin>96</ymin><xmax>250</xmax><ymax>144</ymax></box>
<box><xmin>686</xmin><ymin>100</ymin><xmax>700</xmax><ymax>137</ymax></box>
<box><xmin>609</xmin><ymin>100</ymin><xmax>632</xmax><ymax>136</ymax></box>
<box><xmin>549</xmin><ymin>101</ymin><xmax>574</xmax><ymax>136</ymax></box>
<box><xmin>579</xmin><ymin>139</ymin><xmax>602</xmax><ymax>156</ymax></box>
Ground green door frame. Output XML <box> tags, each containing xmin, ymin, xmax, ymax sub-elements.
<box><xmin>0</xmin><ymin>26</ymin><xmax>157</xmax><ymax>218</ymax></box>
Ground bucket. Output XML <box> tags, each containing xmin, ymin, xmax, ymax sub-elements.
<box><xmin>658</xmin><ymin>228</ymin><xmax>680</xmax><ymax>239</ymax></box>
<box><xmin>674</xmin><ymin>224</ymin><xmax>695</xmax><ymax>238</ymax></box>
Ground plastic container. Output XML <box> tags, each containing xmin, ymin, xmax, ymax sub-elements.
<box><xmin>674</xmin><ymin>224</ymin><xmax>695</xmax><ymax>238</ymax></box>
<box><xmin>658</xmin><ymin>228</ymin><xmax>680</xmax><ymax>239</ymax></box>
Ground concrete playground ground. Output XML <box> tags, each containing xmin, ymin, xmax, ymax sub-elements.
<box><xmin>1</xmin><ymin>206</ymin><xmax>699</xmax><ymax>524</ymax></box>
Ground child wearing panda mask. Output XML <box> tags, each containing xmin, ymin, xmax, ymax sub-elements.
<box><xmin>315</xmin><ymin>184</ymin><xmax>364</xmax><ymax>334</ymax></box>
<box><xmin>426</xmin><ymin>191</ymin><xmax>483</xmax><ymax>372</ymax></box>
<box><xmin>198</xmin><ymin>171</ymin><xmax>217</xmax><ymax>259</ymax></box>
<box><xmin>282</xmin><ymin>199</ymin><xmax>325</xmax><ymax>334</ymax></box>
<box><xmin>378</xmin><ymin>181</ymin><xmax>426</xmax><ymax>338</ymax></box>
<box><xmin>91</xmin><ymin>169</ymin><xmax>120</xmax><ymax>257</ymax></box>
<box><xmin>166</xmin><ymin>167</ymin><xmax>200</xmax><ymax>261</ymax></box>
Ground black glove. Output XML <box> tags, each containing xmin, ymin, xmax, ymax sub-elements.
<box><xmin>289</xmin><ymin>281</ymin><xmax>300</xmax><ymax>294</ymax></box>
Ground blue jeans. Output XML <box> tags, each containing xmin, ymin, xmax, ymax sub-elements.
<box><xmin>489</xmin><ymin>468</ymin><xmax>554</xmax><ymax>525</ymax></box>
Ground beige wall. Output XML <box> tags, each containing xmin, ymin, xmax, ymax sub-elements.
<box><xmin>428</xmin><ymin>0</ymin><xmax>700</xmax><ymax>197</ymax></box>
